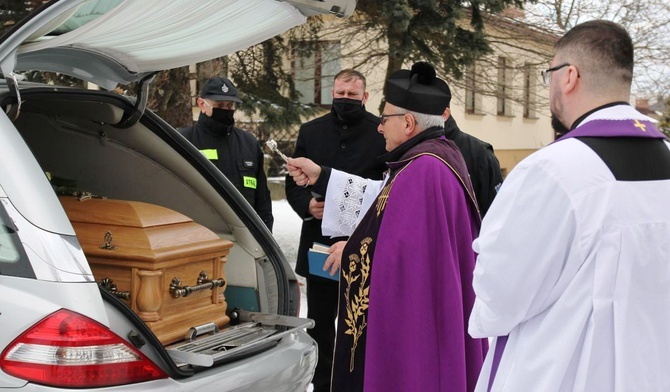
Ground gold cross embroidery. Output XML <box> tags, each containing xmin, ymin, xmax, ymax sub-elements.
<box><xmin>375</xmin><ymin>184</ymin><xmax>391</xmax><ymax>217</ymax></box>
<box><xmin>634</xmin><ymin>119</ymin><xmax>647</xmax><ymax>132</ymax></box>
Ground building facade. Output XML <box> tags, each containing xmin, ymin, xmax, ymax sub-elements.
<box><xmin>287</xmin><ymin>11</ymin><xmax>559</xmax><ymax>175</ymax></box>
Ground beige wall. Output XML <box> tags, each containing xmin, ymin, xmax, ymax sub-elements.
<box><xmin>495</xmin><ymin>149</ymin><xmax>537</xmax><ymax>177</ymax></box>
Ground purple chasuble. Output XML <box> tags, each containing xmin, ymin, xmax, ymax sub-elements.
<box><xmin>332</xmin><ymin>136</ymin><xmax>488</xmax><ymax>392</ymax></box>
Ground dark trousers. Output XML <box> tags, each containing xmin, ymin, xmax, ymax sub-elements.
<box><xmin>306</xmin><ymin>276</ymin><xmax>339</xmax><ymax>392</ymax></box>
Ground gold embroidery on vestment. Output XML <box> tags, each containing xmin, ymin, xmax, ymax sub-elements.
<box><xmin>376</xmin><ymin>184</ymin><xmax>391</xmax><ymax>217</ymax></box>
<box><xmin>343</xmin><ymin>237</ymin><xmax>372</xmax><ymax>372</ymax></box>
<box><xmin>634</xmin><ymin>119</ymin><xmax>647</xmax><ymax>132</ymax></box>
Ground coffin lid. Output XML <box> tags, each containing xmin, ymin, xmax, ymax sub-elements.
<box><xmin>59</xmin><ymin>196</ymin><xmax>191</xmax><ymax>228</ymax></box>
<box><xmin>59</xmin><ymin>196</ymin><xmax>232</xmax><ymax>262</ymax></box>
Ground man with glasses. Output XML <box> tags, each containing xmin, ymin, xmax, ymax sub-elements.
<box><xmin>287</xmin><ymin>62</ymin><xmax>487</xmax><ymax>391</ymax></box>
<box><xmin>285</xmin><ymin>69</ymin><xmax>386</xmax><ymax>392</ymax></box>
<box><xmin>469</xmin><ymin>20</ymin><xmax>670</xmax><ymax>391</ymax></box>
<box><xmin>180</xmin><ymin>77</ymin><xmax>273</xmax><ymax>230</ymax></box>
<box><xmin>542</xmin><ymin>63</ymin><xmax>580</xmax><ymax>137</ymax></box>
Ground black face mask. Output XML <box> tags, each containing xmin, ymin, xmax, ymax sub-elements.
<box><xmin>210</xmin><ymin>108</ymin><xmax>235</xmax><ymax>127</ymax></box>
<box><xmin>331</xmin><ymin>98</ymin><xmax>365</xmax><ymax>124</ymax></box>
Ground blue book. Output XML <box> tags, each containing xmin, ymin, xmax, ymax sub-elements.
<box><xmin>308</xmin><ymin>243</ymin><xmax>339</xmax><ymax>281</ymax></box>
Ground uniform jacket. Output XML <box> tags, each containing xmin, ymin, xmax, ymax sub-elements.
<box><xmin>285</xmin><ymin>110</ymin><xmax>386</xmax><ymax>276</ymax></box>
<box><xmin>180</xmin><ymin>113</ymin><xmax>273</xmax><ymax>230</ymax></box>
<box><xmin>444</xmin><ymin>116</ymin><xmax>503</xmax><ymax>217</ymax></box>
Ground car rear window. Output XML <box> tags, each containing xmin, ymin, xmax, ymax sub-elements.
<box><xmin>0</xmin><ymin>0</ymin><xmax>51</xmax><ymax>40</ymax></box>
<box><xmin>0</xmin><ymin>0</ymin><xmax>120</xmax><ymax>43</ymax></box>
<box><xmin>0</xmin><ymin>200</ymin><xmax>33</xmax><ymax>277</ymax></box>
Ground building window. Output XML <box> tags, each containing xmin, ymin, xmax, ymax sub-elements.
<box><xmin>465</xmin><ymin>62</ymin><xmax>482</xmax><ymax>114</ymax></box>
<box><xmin>293</xmin><ymin>41</ymin><xmax>341</xmax><ymax>105</ymax></box>
<box><xmin>523</xmin><ymin>63</ymin><xmax>537</xmax><ymax>119</ymax></box>
<box><xmin>497</xmin><ymin>56</ymin><xmax>513</xmax><ymax>116</ymax></box>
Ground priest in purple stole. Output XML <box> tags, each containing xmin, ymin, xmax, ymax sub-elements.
<box><xmin>469</xmin><ymin>21</ymin><xmax>670</xmax><ymax>391</ymax></box>
<box><xmin>319</xmin><ymin>62</ymin><xmax>487</xmax><ymax>391</ymax></box>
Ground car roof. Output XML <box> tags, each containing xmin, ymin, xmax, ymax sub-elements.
<box><xmin>0</xmin><ymin>0</ymin><xmax>356</xmax><ymax>90</ymax></box>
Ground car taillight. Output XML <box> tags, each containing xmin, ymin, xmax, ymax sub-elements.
<box><xmin>0</xmin><ymin>309</ymin><xmax>167</xmax><ymax>388</ymax></box>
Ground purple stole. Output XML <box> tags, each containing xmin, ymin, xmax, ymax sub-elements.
<box><xmin>558</xmin><ymin>118</ymin><xmax>665</xmax><ymax>141</ymax></box>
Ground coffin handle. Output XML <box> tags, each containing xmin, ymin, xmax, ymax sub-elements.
<box><xmin>99</xmin><ymin>277</ymin><xmax>131</xmax><ymax>301</ymax></box>
<box><xmin>170</xmin><ymin>271</ymin><xmax>225</xmax><ymax>299</ymax></box>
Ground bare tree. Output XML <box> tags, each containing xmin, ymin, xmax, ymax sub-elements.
<box><xmin>660</xmin><ymin>97</ymin><xmax>670</xmax><ymax>136</ymax></box>
<box><xmin>524</xmin><ymin>0</ymin><xmax>670</xmax><ymax>98</ymax></box>
<box><xmin>319</xmin><ymin>0</ymin><xmax>668</xmax><ymax>116</ymax></box>
<box><xmin>147</xmin><ymin>67</ymin><xmax>192</xmax><ymax>129</ymax></box>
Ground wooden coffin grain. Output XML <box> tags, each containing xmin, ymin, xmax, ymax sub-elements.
<box><xmin>59</xmin><ymin>196</ymin><xmax>233</xmax><ymax>345</ymax></box>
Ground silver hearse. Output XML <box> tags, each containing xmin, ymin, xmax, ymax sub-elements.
<box><xmin>0</xmin><ymin>0</ymin><xmax>355</xmax><ymax>390</ymax></box>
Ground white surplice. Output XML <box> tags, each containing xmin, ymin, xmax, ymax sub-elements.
<box><xmin>469</xmin><ymin>106</ymin><xmax>670</xmax><ymax>391</ymax></box>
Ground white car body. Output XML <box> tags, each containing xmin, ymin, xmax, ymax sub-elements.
<box><xmin>0</xmin><ymin>0</ymin><xmax>356</xmax><ymax>390</ymax></box>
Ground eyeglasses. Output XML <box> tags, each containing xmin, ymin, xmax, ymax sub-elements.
<box><xmin>379</xmin><ymin>113</ymin><xmax>405</xmax><ymax>125</ymax></box>
<box><xmin>541</xmin><ymin>63</ymin><xmax>570</xmax><ymax>85</ymax></box>
<box><xmin>202</xmin><ymin>99</ymin><xmax>235</xmax><ymax>110</ymax></box>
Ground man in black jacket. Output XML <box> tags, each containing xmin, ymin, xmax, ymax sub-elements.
<box><xmin>285</xmin><ymin>69</ymin><xmax>387</xmax><ymax>392</ymax></box>
<box><xmin>444</xmin><ymin>115</ymin><xmax>503</xmax><ymax>217</ymax></box>
<box><xmin>180</xmin><ymin>77</ymin><xmax>273</xmax><ymax>230</ymax></box>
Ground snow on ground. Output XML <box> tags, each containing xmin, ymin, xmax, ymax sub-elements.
<box><xmin>272</xmin><ymin>198</ymin><xmax>302</xmax><ymax>271</ymax></box>
<box><xmin>270</xmin><ymin>179</ymin><xmax>309</xmax><ymax>318</ymax></box>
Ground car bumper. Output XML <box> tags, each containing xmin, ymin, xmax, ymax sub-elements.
<box><xmin>4</xmin><ymin>330</ymin><xmax>317</xmax><ymax>391</ymax></box>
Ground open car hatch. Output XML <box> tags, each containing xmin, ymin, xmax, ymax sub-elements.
<box><xmin>0</xmin><ymin>0</ymin><xmax>357</xmax><ymax>90</ymax></box>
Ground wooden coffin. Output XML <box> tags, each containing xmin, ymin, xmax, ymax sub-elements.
<box><xmin>59</xmin><ymin>196</ymin><xmax>233</xmax><ymax>345</ymax></box>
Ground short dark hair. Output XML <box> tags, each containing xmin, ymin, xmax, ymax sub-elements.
<box><xmin>334</xmin><ymin>69</ymin><xmax>366</xmax><ymax>89</ymax></box>
<box><xmin>555</xmin><ymin>20</ymin><xmax>633</xmax><ymax>85</ymax></box>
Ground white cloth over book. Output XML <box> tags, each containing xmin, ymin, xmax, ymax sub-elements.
<box><xmin>321</xmin><ymin>169</ymin><xmax>387</xmax><ymax>237</ymax></box>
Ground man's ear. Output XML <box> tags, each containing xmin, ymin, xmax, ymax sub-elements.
<box><xmin>442</xmin><ymin>107</ymin><xmax>451</xmax><ymax>121</ymax></box>
<box><xmin>404</xmin><ymin>113</ymin><xmax>417</xmax><ymax>137</ymax></box>
<box><xmin>362</xmin><ymin>91</ymin><xmax>370</xmax><ymax>105</ymax></box>
<box><xmin>196</xmin><ymin>97</ymin><xmax>207</xmax><ymax>112</ymax></box>
<box><xmin>563</xmin><ymin>65</ymin><xmax>580</xmax><ymax>95</ymax></box>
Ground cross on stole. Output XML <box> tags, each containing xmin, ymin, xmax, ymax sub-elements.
<box><xmin>634</xmin><ymin>119</ymin><xmax>647</xmax><ymax>132</ymax></box>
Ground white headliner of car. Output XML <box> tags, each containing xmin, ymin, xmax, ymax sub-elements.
<box><xmin>1</xmin><ymin>0</ymin><xmax>355</xmax><ymax>89</ymax></box>
<box><xmin>19</xmin><ymin>0</ymin><xmax>305</xmax><ymax>72</ymax></box>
